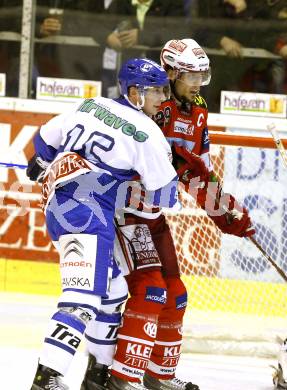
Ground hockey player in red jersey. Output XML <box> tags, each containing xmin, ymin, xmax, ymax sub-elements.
<box><xmin>156</xmin><ymin>39</ymin><xmax>255</xmax><ymax>236</ymax></box>
<box><xmin>81</xmin><ymin>39</ymin><xmax>255</xmax><ymax>390</ymax></box>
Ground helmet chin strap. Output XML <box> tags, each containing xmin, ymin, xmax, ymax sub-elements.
<box><xmin>137</xmin><ymin>90</ymin><xmax>145</xmax><ymax>110</ymax></box>
<box><xmin>123</xmin><ymin>89</ymin><xmax>145</xmax><ymax>111</ymax></box>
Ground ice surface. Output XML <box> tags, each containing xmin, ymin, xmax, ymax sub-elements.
<box><xmin>0</xmin><ymin>292</ymin><xmax>276</xmax><ymax>390</ymax></box>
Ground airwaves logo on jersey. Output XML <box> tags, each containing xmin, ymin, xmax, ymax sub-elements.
<box><xmin>78</xmin><ymin>99</ymin><xmax>149</xmax><ymax>143</ymax></box>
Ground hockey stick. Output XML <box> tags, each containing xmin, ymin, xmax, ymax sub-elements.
<box><xmin>205</xmin><ymin>186</ymin><xmax>287</xmax><ymax>282</ymax></box>
<box><xmin>0</xmin><ymin>162</ymin><xmax>28</xmax><ymax>169</ymax></box>
<box><xmin>267</xmin><ymin>123</ymin><xmax>287</xmax><ymax>169</ymax></box>
<box><xmin>248</xmin><ymin>235</ymin><xmax>287</xmax><ymax>282</ymax></box>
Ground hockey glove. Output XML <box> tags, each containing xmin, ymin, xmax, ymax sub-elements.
<box><xmin>173</xmin><ymin>146</ymin><xmax>255</xmax><ymax>237</ymax></box>
<box><xmin>174</xmin><ymin>146</ymin><xmax>210</xmax><ymax>193</ymax></box>
<box><xmin>206</xmin><ymin>188</ymin><xmax>255</xmax><ymax>237</ymax></box>
<box><xmin>26</xmin><ymin>154</ymin><xmax>49</xmax><ymax>183</ymax></box>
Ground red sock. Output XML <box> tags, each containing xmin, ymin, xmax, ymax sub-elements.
<box><xmin>147</xmin><ymin>277</ymin><xmax>187</xmax><ymax>379</ymax></box>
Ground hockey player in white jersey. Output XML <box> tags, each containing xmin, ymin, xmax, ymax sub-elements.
<box><xmin>273</xmin><ymin>339</ymin><xmax>287</xmax><ymax>389</ymax></box>
<box><xmin>27</xmin><ymin>58</ymin><xmax>178</xmax><ymax>390</ymax></box>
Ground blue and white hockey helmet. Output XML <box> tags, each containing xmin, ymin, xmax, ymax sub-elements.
<box><xmin>118</xmin><ymin>58</ymin><xmax>169</xmax><ymax>96</ymax></box>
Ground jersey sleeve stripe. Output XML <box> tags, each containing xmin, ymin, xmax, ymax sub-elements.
<box><xmin>34</xmin><ymin>132</ymin><xmax>57</xmax><ymax>162</ymax></box>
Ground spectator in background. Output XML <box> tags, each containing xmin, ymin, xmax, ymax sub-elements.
<box><xmin>197</xmin><ymin>0</ymin><xmax>287</xmax><ymax>58</ymax></box>
<box><xmin>0</xmin><ymin>0</ymin><xmax>22</xmax><ymax>96</ymax></box>
<box><xmin>194</xmin><ymin>0</ymin><xmax>287</xmax><ymax>111</ymax></box>
<box><xmin>34</xmin><ymin>1</ymin><xmax>114</xmax><ymax>94</ymax></box>
<box><xmin>101</xmin><ymin>0</ymin><xmax>187</xmax><ymax>97</ymax></box>
<box><xmin>106</xmin><ymin>0</ymin><xmax>186</xmax><ymax>55</ymax></box>
<box><xmin>0</xmin><ymin>1</ymin><xmax>189</xmax><ymax>98</ymax></box>
<box><xmin>225</xmin><ymin>0</ymin><xmax>287</xmax><ymax>94</ymax></box>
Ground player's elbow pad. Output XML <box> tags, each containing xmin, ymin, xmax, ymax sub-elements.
<box><xmin>33</xmin><ymin>131</ymin><xmax>57</xmax><ymax>162</ymax></box>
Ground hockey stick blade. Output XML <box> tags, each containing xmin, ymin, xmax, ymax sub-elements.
<box><xmin>0</xmin><ymin>162</ymin><xmax>28</xmax><ymax>169</ymax></box>
<box><xmin>267</xmin><ymin>123</ymin><xmax>287</xmax><ymax>169</ymax></box>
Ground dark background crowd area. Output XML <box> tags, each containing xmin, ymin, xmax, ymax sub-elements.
<box><xmin>0</xmin><ymin>0</ymin><xmax>287</xmax><ymax>112</ymax></box>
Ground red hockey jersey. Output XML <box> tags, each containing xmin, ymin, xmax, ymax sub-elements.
<box><xmin>124</xmin><ymin>95</ymin><xmax>211</xmax><ymax>217</ymax></box>
<box><xmin>154</xmin><ymin>94</ymin><xmax>210</xmax><ymax>164</ymax></box>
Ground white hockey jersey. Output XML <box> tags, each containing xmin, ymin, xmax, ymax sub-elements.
<box><xmin>34</xmin><ymin>97</ymin><xmax>177</xmax><ymax>213</ymax></box>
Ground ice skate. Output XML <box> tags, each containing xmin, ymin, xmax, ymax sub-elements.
<box><xmin>30</xmin><ymin>363</ymin><xmax>69</xmax><ymax>390</ymax></box>
<box><xmin>143</xmin><ymin>372</ymin><xmax>199</xmax><ymax>390</ymax></box>
<box><xmin>273</xmin><ymin>364</ymin><xmax>287</xmax><ymax>389</ymax></box>
<box><xmin>108</xmin><ymin>374</ymin><xmax>148</xmax><ymax>389</ymax></box>
<box><xmin>273</xmin><ymin>339</ymin><xmax>287</xmax><ymax>389</ymax></box>
<box><xmin>81</xmin><ymin>354</ymin><xmax>109</xmax><ymax>389</ymax></box>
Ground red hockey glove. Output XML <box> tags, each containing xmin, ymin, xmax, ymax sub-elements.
<box><xmin>173</xmin><ymin>146</ymin><xmax>255</xmax><ymax>237</ymax></box>
<box><xmin>207</xmin><ymin>191</ymin><xmax>255</xmax><ymax>237</ymax></box>
<box><xmin>174</xmin><ymin>146</ymin><xmax>210</xmax><ymax>194</ymax></box>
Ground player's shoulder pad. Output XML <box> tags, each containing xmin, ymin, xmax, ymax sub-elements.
<box><xmin>193</xmin><ymin>94</ymin><xmax>208</xmax><ymax>109</ymax></box>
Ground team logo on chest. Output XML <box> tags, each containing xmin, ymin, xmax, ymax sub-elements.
<box><xmin>174</xmin><ymin>120</ymin><xmax>194</xmax><ymax>136</ymax></box>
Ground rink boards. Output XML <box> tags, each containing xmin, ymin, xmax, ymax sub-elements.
<box><xmin>1</xmin><ymin>257</ymin><xmax>286</xmax><ymax>318</ymax></box>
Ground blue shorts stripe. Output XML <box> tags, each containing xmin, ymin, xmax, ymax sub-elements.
<box><xmin>44</xmin><ymin>338</ymin><xmax>76</xmax><ymax>355</ymax></box>
<box><xmin>52</xmin><ymin>311</ymin><xmax>86</xmax><ymax>334</ymax></box>
<box><xmin>101</xmin><ymin>294</ymin><xmax>128</xmax><ymax>305</ymax></box>
<box><xmin>85</xmin><ymin>334</ymin><xmax>117</xmax><ymax>345</ymax></box>
<box><xmin>96</xmin><ymin>312</ymin><xmax>121</xmax><ymax>324</ymax></box>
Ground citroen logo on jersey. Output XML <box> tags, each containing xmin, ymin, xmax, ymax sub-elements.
<box><xmin>64</xmin><ymin>239</ymin><xmax>84</xmax><ymax>258</ymax></box>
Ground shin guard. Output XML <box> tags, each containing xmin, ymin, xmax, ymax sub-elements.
<box><xmin>39</xmin><ymin>307</ymin><xmax>95</xmax><ymax>375</ymax></box>
<box><xmin>111</xmin><ymin>270</ymin><xmax>167</xmax><ymax>382</ymax></box>
<box><xmin>147</xmin><ymin>277</ymin><xmax>187</xmax><ymax>379</ymax></box>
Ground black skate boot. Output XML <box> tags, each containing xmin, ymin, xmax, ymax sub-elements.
<box><xmin>30</xmin><ymin>363</ymin><xmax>69</xmax><ymax>390</ymax></box>
<box><xmin>143</xmin><ymin>372</ymin><xmax>199</xmax><ymax>390</ymax></box>
<box><xmin>273</xmin><ymin>364</ymin><xmax>287</xmax><ymax>389</ymax></box>
<box><xmin>273</xmin><ymin>338</ymin><xmax>287</xmax><ymax>389</ymax></box>
<box><xmin>108</xmin><ymin>375</ymin><xmax>148</xmax><ymax>389</ymax></box>
<box><xmin>80</xmin><ymin>354</ymin><xmax>109</xmax><ymax>389</ymax></box>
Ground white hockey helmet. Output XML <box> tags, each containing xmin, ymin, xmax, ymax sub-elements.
<box><xmin>160</xmin><ymin>39</ymin><xmax>211</xmax><ymax>86</ymax></box>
